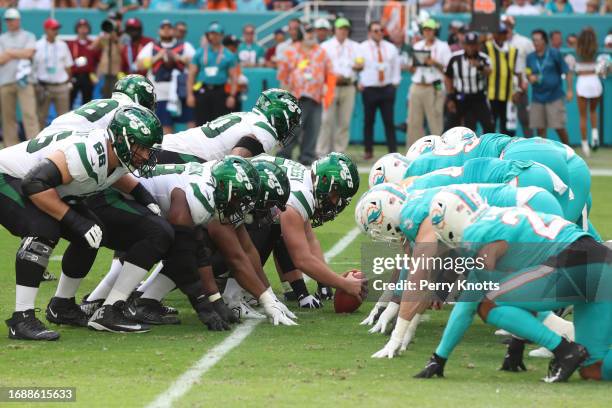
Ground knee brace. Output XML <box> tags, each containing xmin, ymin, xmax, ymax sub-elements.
<box><xmin>17</xmin><ymin>236</ymin><xmax>56</xmax><ymax>269</ymax></box>
<box><xmin>477</xmin><ymin>298</ymin><xmax>497</xmax><ymax>322</ymax></box>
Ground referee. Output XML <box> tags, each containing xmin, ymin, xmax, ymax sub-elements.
<box><xmin>444</xmin><ymin>32</ymin><xmax>494</xmax><ymax>133</ymax></box>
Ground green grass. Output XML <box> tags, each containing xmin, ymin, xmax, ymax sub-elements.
<box><xmin>1</xmin><ymin>174</ymin><xmax>611</xmax><ymax>408</ymax></box>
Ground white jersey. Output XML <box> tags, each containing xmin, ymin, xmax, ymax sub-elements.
<box><xmin>138</xmin><ymin>163</ymin><xmax>216</xmax><ymax>226</ymax></box>
<box><xmin>162</xmin><ymin>111</ymin><xmax>279</xmax><ymax>161</ymax></box>
<box><xmin>0</xmin><ymin>129</ymin><xmax>128</xmax><ymax>199</ymax></box>
<box><xmin>41</xmin><ymin>94</ymin><xmax>136</xmax><ymax>136</ymax></box>
<box><xmin>253</xmin><ymin>155</ymin><xmax>315</xmax><ymax>222</ymax></box>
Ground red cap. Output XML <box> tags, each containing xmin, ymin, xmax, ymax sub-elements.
<box><xmin>125</xmin><ymin>18</ymin><xmax>142</xmax><ymax>29</ymax></box>
<box><xmin>44</xmin><ymin>18</ymin><xmax>61</xmax><ymax>30</ymax></box>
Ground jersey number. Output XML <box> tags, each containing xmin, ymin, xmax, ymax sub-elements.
<box><xmin>93</xmin><ymin>142</ymin><xmax>106</xmax><ymax>167</ymax></box>
<box><xmin>26</xmin><ymin>131</ymin><xmax>72</xmax><ymax>153</ymax></box>
<box><xmin>501</xmin><ymin>208</ymin><xmax>569</xmax><ymax>240</ymax></box>
<box><xmin>74</xmin><ymin>99</ymin><xmax>119</xmax><ymax>123</ymax></box>
<box><xmin>200</xmin><ymin>115</ymin><xmax>242</xmax><ymax>138</ymax></box>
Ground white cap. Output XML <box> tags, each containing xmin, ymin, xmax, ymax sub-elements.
<box><xmin>4</xmin><ymin>8</ymin><xmax>21</xmax><ymax>20</ymax></box>
<box><xmin>605</xmin><ymin>34</ymin><xmax>612</xmax><ymax>46</ymax></box>
<box><xmin>314</xmin><ymin>18</ymin><xmax>331</xmax><ymax>30</ymax></box>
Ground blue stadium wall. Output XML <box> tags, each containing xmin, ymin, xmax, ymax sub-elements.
<box><xmin>6</xmin><ymin>9</ymin><xmax>611</xmax><ymax>145</ymax></box>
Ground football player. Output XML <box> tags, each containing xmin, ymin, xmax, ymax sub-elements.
<box><xmin>2</xmin><ymin>105</ymin><xmax>162</xmax><ymax>340</ymax></box>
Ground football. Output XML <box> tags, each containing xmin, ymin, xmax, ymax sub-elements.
<box><xmin>334</xmin><ymin>271</ymin><xmax>364</xmax><ymax>313</ymax></box>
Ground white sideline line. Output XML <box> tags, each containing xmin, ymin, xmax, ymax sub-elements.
<box><xmin>145</xmin><ymin>227</ymin><xmax>362</xmax><ymax>408</ymax></box>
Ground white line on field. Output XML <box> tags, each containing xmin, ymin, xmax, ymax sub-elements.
<box><xmin>145</xmin><ymin>227</ymin><xmax>362</xmax><ymax>408</ymax></box>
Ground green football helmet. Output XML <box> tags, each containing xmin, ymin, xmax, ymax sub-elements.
<box><xmin>311</xmin><ymin>152</ymin><xmax>360</xmax><ymax>227</ymax></box>
<box><xmin>253</xmin><ymin>88</ymin><xmax>301</xmax><ymax>147</ymax></box>
<box><xmin>113</xmin><ymin>74</ymin><xmax>157</xmax><ymax>111</ymax></box>
<box><xmin>211</xmin><ymin>156</ymin><xmax>260</xmax><ymax>225</ymax></box>
<box><xmin>107</xmin><ymin>105</ymin><xmax>163</xmax><ymax>177</ymax></box>
<box><xmin>250</xmin><ymin>159</ymin><xmax>290</xmax><ymax>226</ymax></box>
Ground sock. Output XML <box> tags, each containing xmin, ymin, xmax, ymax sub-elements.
<box><xmin>136</xmin><ymin>262</ymin><xmax>163</xmax><ymax>293</ymax></box>
<box><xmin>591</xmin><ymin>128</ymin><xmax>599</xmax><ymax>144</ymax></box>
<box><xmin>289</xmin><ymin>279</ymin><xmax>309</xmax><ymax>298</ymax></box>
<box><xmin>487</xmin><ymin>306</ymin><xmax>562</xmax><ymax>351</ymax></box>
<box><xmin>15</xmin><ymin>285</ymin><xmax>38</xmax><ymax>312</ymax></box>
<box><xmin>141</xmin><ymin>273</ymin><xmax>176</xmax><ymax>301</ymax></box>
<box><xmin>542</xmin><ymin>312</ymin><xmax>575</xmax><ymax>340</ymax></box>
<box><xmin>54</xmin><ymin>273</ymin><xmax>82</xmax><ymax>299</ymax></box>
<box><xmin>89</xmin><ymin>258</ymin><xmax>123</xmax><ymax>301</ymax></box>
<box><xmin>104</xmin><ymin>262</ymin><xmax>149</xmax><ymax>306</ymax></box>
<box><xmin>435</xmin><ymin>302</ymin><xmax>478</xmax><ymax>359</ymax></box>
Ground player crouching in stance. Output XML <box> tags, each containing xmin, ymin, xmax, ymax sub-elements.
<box><xmin>2</xmin><ymin>105</ymin><xmax>162</xmax><ymax>341</ymax></box>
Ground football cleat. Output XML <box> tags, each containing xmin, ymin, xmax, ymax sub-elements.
<box><xmin>316</xmin><ymin>285</ymin><xmax>334</xmax><ymax>301</ymax></box>
<box><xmin>80</xmin><ymin>294</ymin><xmax>104</xmax><ymax>319</ymax></box>
<box><xmin>543</xmin><ymin>340</ymin><xmax>589</xmax><ymax>383</ymax></box>
<box><xmin>88</xmin><ymin>301</ymin><xmax>151</xmax><ymax>333</ymax></box>
<box><xmin>414</xmin><ymin>353</ymin><xmax>447</xmax><ymax>378</ymax></box>
<box><xmin>130</xmin><ymin>298</ymin><xmax>180</xmax><ymax>325</ymax></box>
<box><xmin>283</xmin><ymin>290</ymin><xmax>298</xmax><ymax>302</ymax></box>
<box><xmin>529</xmin><ymin>347</ymin><xmax>554</xmax><ymax>358</ymax></box>
<box><xmin>6</xmin><ymin>309</ymin><xmax>59</xmax><ymax>341</ymax></box>
<box><xmin>46</xmin><ymin>297</ymin><xmax>88</xmax><ymax>327</ymax></box>
<box><xmin>42</xmin><ymin>270</ymin><xmax>57</xmax><ymax>281</ymax></box>
<box><xmin>298</xmin><ymin>294</ymin><xmax>322</xmax><ymax>309</ymax></box>
<box><xmin>230</xmin><ymin>300</ymin><xmax>266</xmax><ymax>320</ymax></box>
<box><xmin>160</xmin><ymin>304</ymin><xmax>179</xmax><ymax>316</ymax></box>
<box><xmin>500</xmin><ymin>337</ymin><xmax>527</xmax><ymax>372</ymax></box>
<box><xmin>242</xmin><ymin>292</ymin><xmax>259</xmax><ymax>307</ymax></box>
<box><xmin>495</xmin><ymin>329</ymin><xmax>511</xmax><ymax>336</ymax></box>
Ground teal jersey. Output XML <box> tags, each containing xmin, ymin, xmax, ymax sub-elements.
<box><xmin>463</xmin><ymin>206</ymin><xmax>590</xmax><ymax>271</ymax></box>
<box><xmin>409</xmin><ymin>158</ymin><xmax>534</xmax><ymax>189</ymax></box>
<box><xmin>400</xmin><ymin>184</ymin><xmax>522</xmax><ymax>243</ymax></box>
<box><xmin>406</xmin><ymin>133</ymin><xmax>513</xmax><ymax>177</ymax></box>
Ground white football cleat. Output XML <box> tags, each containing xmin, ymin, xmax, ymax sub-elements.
<box><xmin>529</xmin><ymin>347</ymin><xmax>553</xmax><ymax>358</ymax></box>
<box><xmin>495</xmin><ymin>329</ymin><xmax>511</xmax><ymax>336</ymax></box>
<box><xmin>230</xmin><ymin>301</ymin><xmax>266</xmax><ymax>320</ymax></box>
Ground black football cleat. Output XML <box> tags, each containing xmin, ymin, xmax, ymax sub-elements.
<box><xmin>88</xmin><ymin>301</ymin><xmax>150</xmax><ymax>333</ymax></box>
<box><xmin>42</xmin><ymin>270</ymin><xmax>57</xmax><ymax>281</ymax></box>
<box><xmin>543</xmin><ymin>339</ymin><xmax>589</xmax><ymax>383</ymax></box>
<box><xmin>283</xmin><ymin>290</ymin><xmax>298</xmax><ymax>302</ymax></box>
<box><xmin>79</xmin><ymin>294</ymin><xmax>104</xmax><ymax>319</ymax></box>
<box><xmin>316</xmin><ymin>285</ymin><xmax>334</xmax><ymax>301</ymax></box>
<box><xmin>6</xmin><ymin>309</ymin><xmax>60</xmax><ymax>341</ymax></box>
<box><xmin>160</xmin><ymin>303</ymin><xmax>179</xmax><ymax>316</ymax></box>
<box><xmin>414</xmin><ymin>353</ymin><xmax>447</xmax><ymax>378</ymax></box>
<box><xmin>129</xmin><ymin>298</ymin><xmax>180</xmax><ymax>325</ymax></box>
<box><xmin>46</xmin><ymin>297</ymin><xmax>88</xmax><ymax>327</ymax></box>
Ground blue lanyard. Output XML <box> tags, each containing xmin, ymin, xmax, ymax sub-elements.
<box><xmin>534</xmin><ymin>49</ymin><xmax>549</xmax><ymax>75</ymax></box>
<box><xmin>44</xmin><ymin>41</ymin><xmax>56</xmax><ymax>68</ymax></box>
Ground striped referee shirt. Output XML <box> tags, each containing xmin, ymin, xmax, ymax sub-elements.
<box><xmin>445</xmin><ymin>50</ymin><xmax>491</xmax><ymax>95</ymax></box>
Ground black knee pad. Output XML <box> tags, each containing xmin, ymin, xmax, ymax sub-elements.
<box><xmin>17</xmin><ymin>236</ymin><xmax>57</xmax><ymax>269</ymax></box>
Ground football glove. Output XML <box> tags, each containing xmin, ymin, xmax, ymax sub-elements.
<box><xmin>259</xmin><ymin>290</ymin><xmax>298</xmax><ymax>326</ymax></box>
<box><xmin>360</xmin><ymin>300</ymin><xmax>388</xmax><ymax>326</ymax></box>
<box><xmin>371</xmin><ymin>317</ymin><xmax>412</xmax><ymax>359</ymax></box>
<box><xmin>197</xmin><ymin>307</ymin><xmax>231</xmax><ymax>331</ymax></box>
<box><xmin>147</xmin><ymin>203</ymin><xmax>162</xmax><ymax>216</ymax></box>
<box><xmin>400</xmin><ymin>313</ymin><xmax>421</xmax><ymax>351</ymax></box>
<box><xmin>414</xmin><ymin>353</ymin><xmax>447</xmax><ymax>378</ymax></box>
<box><xmin>369</xmin><ymin>302</ymin><xmax>399</xmax><ymax>334</ymax></box>
<box><xmin>267</xmin><ymin>287</ymin><xmax>297</xmax><ymax>320</ymax></box>
<box><xmin>501</xmin><ymin>337</ymin><xmax>527</xmax><ymax>372</ymax></box>
<box><xmin>212</xmin><ymin>297</ymin><xmax>240</xmax><ymax>324</ymax></box>
<box><xmin>298</xmin><ymin>294</ymin><xmax>322</xmax><ymax>309</ymax></box>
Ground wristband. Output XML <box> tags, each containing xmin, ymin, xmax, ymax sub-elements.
<box><xmin>391</xmin><ymin>317</ymin><xmax>411</xmax><ymax>341</ymax></box>
<box><xmin>208</xmin><ymin>292</ymin><xmax>222</xmax><ymax>302</ymax></box>
<box><xmin>130</xmin><ymin>183</ymin><xmax>157</xmax><ymax>207</ymax></box>
<box><xmin>258</xmin><ymin>290</ymin><xmax>274</xmax><ymax>306</ymax></box>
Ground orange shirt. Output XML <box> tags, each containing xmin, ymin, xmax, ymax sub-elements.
<box><xmin>381</xmin><ymin>0</ymin><xmax>406</xmax><ymax>36</ymax></box>
<box><xmin>207</xmin><ymin>0</ymin><xmax>237</xmax><ymax>10</ymax></box>
<box><xmin>277</xmin><ymin>43</ymin><xmax>331</xmax><ymax>104</ymax></box>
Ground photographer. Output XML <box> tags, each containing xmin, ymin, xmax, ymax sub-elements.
<box><xmin>67</xmin><ymin>19</ymin><xmax>100</xmax><ymax>106</ymax></box>
<box><xmin>91</xmin><ymin>12</ymin><xmax>122</xmax><ymax>97</ymax></box>
<box><xmin>444</xmin><ymin>32</ymin><xmax>494</xmax><ymax>133</ymax></box>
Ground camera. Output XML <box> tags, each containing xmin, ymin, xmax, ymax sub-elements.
<box><xmin>101</xmin><ymin>19</ymin><xmax>117</xmax><ymax>34</ymax></box>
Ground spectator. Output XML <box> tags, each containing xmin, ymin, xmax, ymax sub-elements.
<box><xmin>601</xmin><ymin>0</ymin><xmax>612</xmax><ymax>12</ymax></box>
<box><xmin>570</xmin><ymin>0</ymin><xmax>588</xmax><ymax>12</ymax></box>
<box><xmin>137</xmin><ymin>20</ymin><xmax>196</xmax><ymax>133</ymax></box>
<box><xmin>0</xmin><ymin>8</ymin><xmax>39</xmax><ymax>146</ymax></box>
<box><xmin>223</xmin><ymin>34</ymin><xmax>247</xmax><ymax>112</ymax></box>
<box><xmin>445</xmin><ymin>32</ymin><xmax>495</xmax><ymax>133</ymax></box>
<box><xmin>506</xmin><ymin>0</ymin><xmax>541</xmax><ymax>14</ymax></box>
<box><xmin>56</xmin><ymin>0</ymin><xmax>76</xmax><ymax>7</ymax></box>
<box><xmin>99</xmin><ymin>0</ymin><xmax>141</xmax><ymax>14</ymax></box>
<box><xmin>18</xmin><ymin>0</ymin><xmax>52</xmax><ymax>8</ymax></box>
<box><xmin>276</xmin><ymin>18</ymin><xmax>302</xmax><ymax>63</ymax></box>
<box><xmin>443</xmin><ymin>0</ymin><xmax>471</xmax><ymax>12</ymax></box>
<box><xmin>546</xmin><ymin>0</ymin><xmax>574</xmax><ymax>13</ymax></box>
<box><xmin>264</xmin><ymin>29</ymin><xmax>285</xmax><ymax>67</ymax></box>
<box><xmin>358</xmin><ymin>21</ymin><xmax>401</xmax><ymax>159</ymax></box>
<box><xmin>121</xmin><ymin>18</ymin><xmax>153</xmax><ymax>76</ymax></box>
<box><xmin>207</xmin><ymin>0</ymin><xmax>237</xmax><ymax>10</ymax></box>
<box><xmin>237</xmin><ymin>24</ymin><xmax>264</xmax><ymax>67</ymax></box>
<box><xmin>448</xmin><ymin>24</ymin><xmax>466</xmax><ymax>52</ymax></box>
<box><xmin>585</xmin><ymin>0</ymin><xmax>599</xmax><ymax>12</ymax></box>
<box><xmin>91</xmin><ymin>14</ymin><xmax>123</xmax><ymax>98</ymax></box>
<box><xmin>566</xmin><ymin>33</ymin><xmax>578</xmax><ymax>48</ymax></box>
<box><xmin>33</xmin><ymin>18</ymin><xmax>73</xmax><ymax>129</ymax></box>
<box><xmin>420</xmin><ymin>0</ymin><xmax>443</xmax><ymax>13</ymax></box>
<box><xmin>525</xmin><ymin>29</ymin><xmax>572</xmax><ymax>144</ymax></box>
<box><xmin>606</xmin><ymin>33</ymin><xmax>612</xmax><ymax>49</ymax></box>
<box><xmin>485</xmin><ymin>24</ymin><xmax>523</xmax><ymax>135</ymax></box>
<box><xmin>277</xmin><ymin>23</ymin><xmax>332</xmax><ymax>165</ymax></box>
<box><xmin>574</xmin><ymin>28</ymin><xmax>602</xmax><ymax>156</ymax></box>
<box><xmin>550</xmin><ymin>30</ymin><xmax>563</xmax><ymax>50</ymax></box>
<box><xmin>381</xmin><ymin>0</ymin><xmax>406</xmax><ymax>37</ymax></box>
<box><xmin>174</xmin><ymin>22</ymin><xmax>189</xmax><ymax>43</ymax></box>
<box><xmin>187</xmin><ymin>22</ymin><xmax>238</xmax><ymax>125</ymax></box>
<box><xmin>144</xmin><ymin>0</ymin><xmax>203</xmax><ymax>9</ymax></box>
<box><xmin>502</xmin><ymin>14</ymin><xmax>534</xmax><ymax>137</ymax></box>
<box><xmin>268</xmin><ymin>0</ymin><xmax>297</xmax><ymax>11</ymax></box>
<box><xmin>236</xmin><ymin>0</ymin><xmax>266</xmax><ymax>11</ymax></box>
<box><xmin>317</xmin><ymin>17</ymin><xmax>362</xmax><ymax>156</ymax></box>
<box><xmin>314</xmin><ymin>18</ymin><xmax>332</xmax><ymax>44</ymax></box>
<box><xmin>406</xmin><ymin>18</ymin><xmax>451</xmax><ymax>145</ymax></box>
<box><xmin>67</xmin><ymin>19</ymin><xmax>99</xmax><ymax>106</ymax></box>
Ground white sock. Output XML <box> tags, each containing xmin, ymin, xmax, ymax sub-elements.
<box><xmin>543</xmin><ymin>313</ymin><xmax>575</xmax><ymax>341</ymax></box>
<box><xmin>591</xmin><ymin>128</ymin><xmax>599</xmax><ymax>144</ymax></box>
<box><xmin>54</xmin><ymin>273</ymin><xmax>82</xmax><ymax>299</ymax></box>
<box><xmin>88</xmin><ymin>258</ymin><xmax>123</xmax><ymax>301</ymax></box>
<box><xmin>16</xmin><ymin>285</ymin><xmax>39</xmax><ymax>312</ymax></box>
<box><xmin>222</xmin><ymin>278</ymin><xmax>242</xmax><ymax>304</ymax></box>
<box><xmin>141</xmin><ymin>273</ymin><xmax>176</xmax><ymax>301</ymax></box>
<box><xmin>136</xmin><ymin>262</ymin><xmax>164</xmax><ymax>293</ymax></box>
<box><xmin>104</xmin><ymin>262</ymin><xmax>149</xmax><ymax>306</ymax></box>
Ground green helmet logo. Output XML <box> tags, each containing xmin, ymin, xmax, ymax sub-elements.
<box><xmin>113</xmin><ymin>74</ymin><xmax>157</xmax><ymax>111</ymax></box>
<box><xmin>108</xmin><ymin>105</ymin><xmax>163</xmax><ymax>177</ymax></box>
<box><xmin>253</xmin><ymin>88</ymin><xmax>301</xmax><ymax>147</ymax></box>
<box><xmin>311</xmin><ymin>152</ymin><xmax>360</xmax><ymax>227</ymax></box>
<box><xmin>211</xmin><ymin>156</ymin><xmax>260</xmax><ymax>224</ymax></box>
<box><xmin>252</xmin><ymin>160</ymin><xmax>290</xmax><ymax>210</ymax></box>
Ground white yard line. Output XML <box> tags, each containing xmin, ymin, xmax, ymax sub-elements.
<box><xmin>145</xmin><ymin>227</ymin><xmax>362</xmax><ymax>408</ymax></box>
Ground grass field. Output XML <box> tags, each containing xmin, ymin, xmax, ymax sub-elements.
<box><xmin>1</xmin><ymin>163</ymin><xmax>611</xmax><ymax>407</ymax></box>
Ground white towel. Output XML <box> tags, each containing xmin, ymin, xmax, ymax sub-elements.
<box><xmin>16</xmin><ymin>59</ymin><xmax>32</xmax><ymax>87</ymax></box>
<box><xmin>166</xmin><ymin>69</ymin><xmax>181</xmax><ymax>118</ymax></box>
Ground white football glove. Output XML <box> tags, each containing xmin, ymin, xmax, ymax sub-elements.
<box><xmin>400</xmin><ymin>314</ymin><xmax>421</xmax><ymax>351</ymax></box>
<box><xmin>259</xmin><ymin>290</ymin><xmax>298</xmax><ymax>326</ymax></box>
<box><xmin>369</xmin><ymin>302</ymin><xmax>399</xmax><ymax>334</ymax></box>
<box><xmin>147</xmin><ymin>203</ymin><xmax>162</xmax><ymax>216</ymax></box>
<box><xmin>84</xmin><ymin>224</ymin><xmax>103</xmax><ymax>249</ymax></box>
<box><xmin>299</xmin><ymin>294</ymin><xmax>322</xmax><ymax>309</ymax></box>
<box><xmin>266</xmin><ymin>287</ymin><xmax>298</xmax><ymax>320</ymax></box>
<box><xmin>371</xmin><ymin>317</ymin><xmax>411</xmax><ymax>359</ymax></box>
<box><xmin>360</xmin><ymin>301</ymin><xmax>389</xmax><ymax>326</ymax></box>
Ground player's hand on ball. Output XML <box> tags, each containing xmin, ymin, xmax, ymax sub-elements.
<box><xmin>414</xmin><ymin>353</ymin><xmax>447</xmax><ymax>378</ymax></box>
<box><xmin>360</xmin><ymin>301</ymin><xmax>388</xmax><ymax>326</ymax></box>
<box><xmin>501</xmin><ymin>337</ymin><xmax>527</xmax><ymax>372</ymax></box>
<box><xmin>298</xmin><ymin>294</ymin><xmax>322</xmax><ymax>309</ymax></box>
<box><xmin>343</xmin><ymin>272</ymin><xmax>366</xmax><ymax>300</ymax></box>
<box><xmin>368</xmin><ymin>302</ymin><xmax>399</xmax><ymax>334</ymax></box>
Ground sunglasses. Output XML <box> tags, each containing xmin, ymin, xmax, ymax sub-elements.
<box><xmin>371</xmin><ymin>28</ymin><xmax>382</xmax><ymax>33</ymax></box>
<box><xmin>244</xmin><ymin>30</ymin><xmax>255</xmax><ymax>34</ymax></box>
